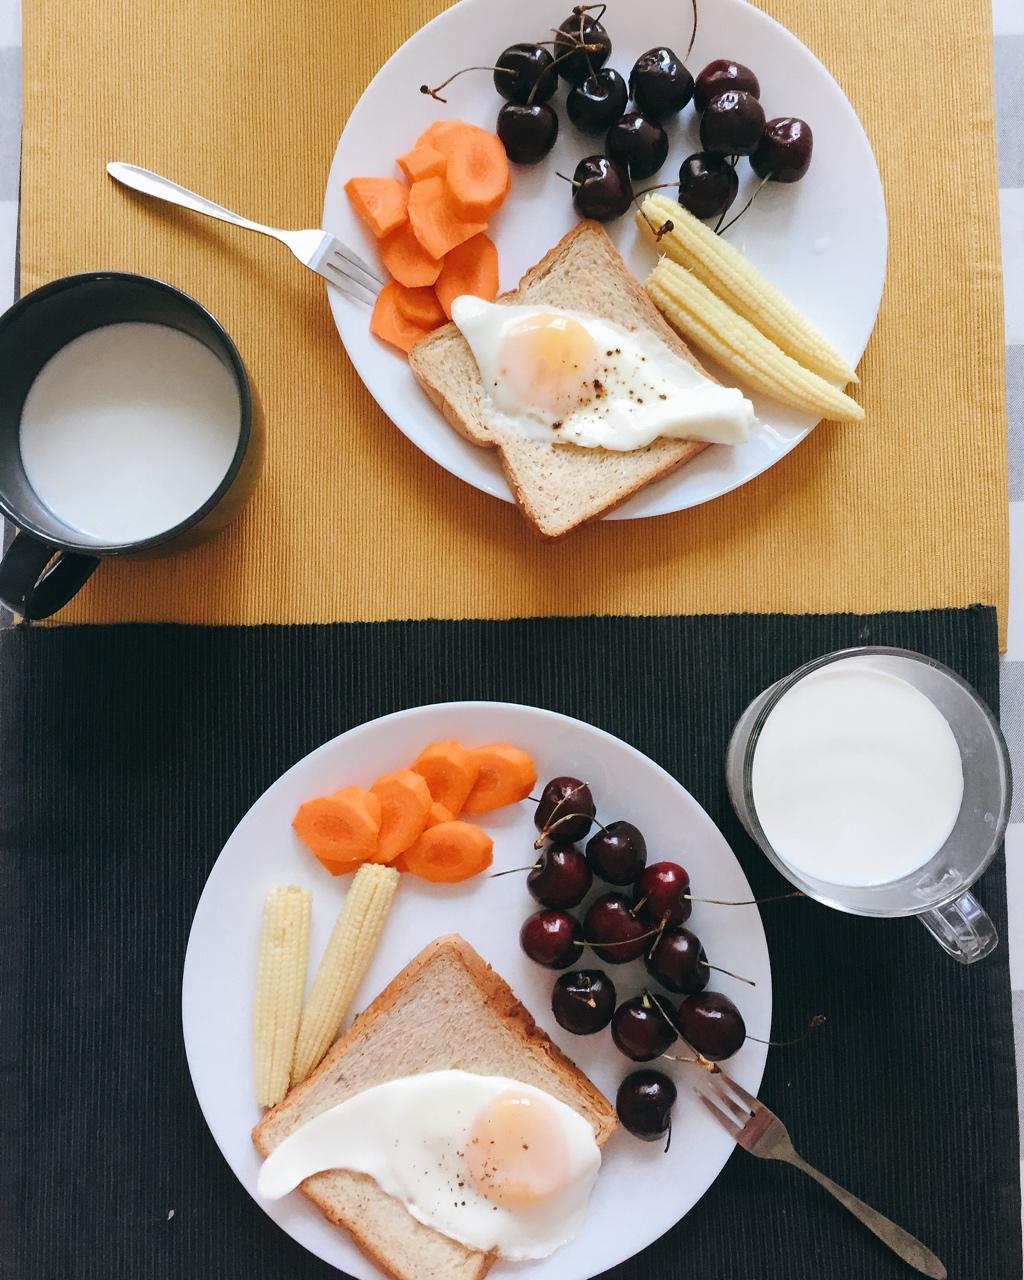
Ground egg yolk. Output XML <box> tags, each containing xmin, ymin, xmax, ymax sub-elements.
<box><xmin>464</xmin><ymin>1091</ymin><xmax>570</xmax><ymax>1207</ymax></box>
<box><xmin>498</xmin><ymin>314</ymin><xmax>599</xmax><ymax>416</ymax></box>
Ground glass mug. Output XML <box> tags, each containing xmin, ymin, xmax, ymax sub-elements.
<box><xmin>726</xmin><ymin>647</ymin><xmax>1011</xmax><ymax>963</ymax></box>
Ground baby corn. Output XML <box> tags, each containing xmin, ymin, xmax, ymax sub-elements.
<box><xmin>292</xmin><ymin>863</ymin><xmax>399</xmax><ymax>1083</ymax></box>
<box><xmin>646</xmin><ymin>257</ymin><xmax>864</xmax><ymax>423</ymax></box>
<box><xmin>638</xmin><ymin>193</ymin><xmax>858</xmax><ymax>387</ymax></box>
<box><xmin>253</xmin><ymin>886</ymin><xmax>312</xmax><ymax>1108</ymax></box>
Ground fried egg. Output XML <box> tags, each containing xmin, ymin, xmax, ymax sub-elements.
<box><xmin>257</xmin><ymin>1070</ymin><xmax>602</xmax><ymax>1260</ymax></box>
<box><xmin>451</xmin><ymin>296</ymin><xmax>756</xmax><ymax>449</ymax></box>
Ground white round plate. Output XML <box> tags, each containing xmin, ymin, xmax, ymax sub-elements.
<box><xmin>323</xmin><ymin>0</ymin><xmax>886</xmax><ymax>518</ymax></box>
<box><xmin>183</xmin><ymin>701</ymin><xmax>771</xmax><ymax>1279</ymax></box>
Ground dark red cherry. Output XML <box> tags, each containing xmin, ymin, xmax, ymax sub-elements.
<box><xmin>584</xmin><ymin>892</ymin><xmax>650</xmax><ymax>964</ymax></box>
<box><xmin>497</xmin><ymin>102</ymin><xmax>559</xmax><ymax>164</ymax></box>
<box><xmin>571</xmin><ymin>155</ymin><xmax>633</xmax><ymax>222</ymax></box>
<box><xmin>616</xmin><ymin>1069</ymin><xmax>677</xmax><ymax>1141</ymax></box>
<box><xmin>585</xmin><ymin>821</ymin><xmax>647</xmax><ymax>885</ymax></box>
<box><xmin>633</xmin><ymin>861</ymin><xmax>692</xmax><ymax>926</ymax></box>
<box><xmin>677</xmin><ymin>151</ymin><xmax>739</xmax><ymax>219</ymax></box>
<box><xmin>699</xmin><ymin>90</ymin><xmax>766</xmax><ymax>156</ymax></box>
<box><xmin>676</xmin><ymin>990</ymin><xmax>746</xmax><ymax>1061</ymax></box>
<box><xmin>534</xmin><ymin>776</ymin><xmax>595</xmax><ymax>843</ymax></box>
<box><xmin>645</xmin><ymin>926</ymin><xmax>710</xmax><ymax>995</ymax></box>
<box><xmin>527</xmin><ymin>845</ymin><xmax>593</xmax><ymax>909</ymax></box>
<box><xmin>611</xmin><ymin>993</ymin><xmax>678</xmax><ymax>1061</ymax></box>
<box><xmin>552</xmin><ymin>969</ymin><xmax>617</xmax><ymax>1034</ymax></box>
<box><xmin>567</xmin><ymin>67</ymin><xmax>629</xmax><ymax>134</ymax></box>
<box><xmin>750</xmin><ymin>117</ymin><xmax>813</xmax><ymax>183</ymax></box>
<box><xmin>693</xmin><ymin>59</ymin><xmax>761</xmax><ymax>113</ymax></box>
<box><xmin>493</xmin><ymin>43</ymin><xmax>559</xmax><ymax>105</ymax></box>
<box><xmin>519</xmin><ymin>909</ymin><xmax>583</xmax><ymax>969</ymax></box>
<box><xmin>606</xmin><ymin>111</ymin><xmax>669</xmax><ymax>180</ymax></box>
<box><xmin>629</xmin><ymin>47</ymin><xmax>694</xmax><ymax>120</ymax></box>
<box><xmin>554</xmin><ymin>10</ymin><xmax>612</xmax><ymax>85</ymax></box>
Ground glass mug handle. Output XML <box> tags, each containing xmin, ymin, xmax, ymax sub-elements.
<box><xmin>0</xmin><ymin>530</ymin><xmax>100</xmax><ymax>620</ymax></box>
<box><xmin>918</xmin><ymin>891</ymin><xmax>998</xmax><ymax>964</ymax></box>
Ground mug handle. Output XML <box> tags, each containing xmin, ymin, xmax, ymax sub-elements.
<box><xmin>0</xmin><ymin>530</ymin><xmax>100</xmax><ymax>620</ymax></box>
<box><xmin>918</xmin><ymin>891</ymin><xmax>998</xmax><ymax>964</ymax></box>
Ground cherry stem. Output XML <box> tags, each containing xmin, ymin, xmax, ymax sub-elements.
<box><xmin>685</xmin><ymin>0</ymin><xmax>698</xmax><ymax>61</ymax></box>
<box><xmin>488</xmin><ymin>863</ymin><xmax>539</xmax><ymax>878</ymax></box>
<box><xmin>717</xmin><ymin>173</ymin><xmax>772</xmax><ymax>236</ymax></box>
<box><xmin>699</xmin><ymin>959</ymin><xmax>756</xmax><ymax>987</ymax></box>
<box><xmin>630</xmin><ymin>185</ymin><xmax>666</xmax><ymax>240</ymax></box>
<box><xmin>581</xmin><ymin>925</ymin><xmax>664</xmax><ymax>948</ymax></box>
<box><xmin>556</xmin><ymin>171</ymin><xmax>581</xmax><ymax>190</ymax></box>
<box><xmin>749</xmin><ymin>1014</ymin><xmax>826</xmax><ymax>1048</ymax></box>
<box><xmin>420</xmin><ymin>65</ymin><xmax>512</xmax><ymax>103</ymax></box>
<box><xmin>685</xmin><ymin>890</ymin><xmax>804</xmax><ymax>906</ymax></box>
<box><xmin>663</xmin><ymin>1052</ymin><xmax>717</xmax><ymax>1071</ymax></box>
<box><xmin>633</xmin><ymin>181</ymin><xmax>678</xmax><ymax>199</ymax></box>
<box><xmin>664</xmin><ymin>1114</ymin><xmax>673</xmax><ymax>1155</ymax></box>
<box><xmin>535</xmin><ymin>806</ymin><xmax>603</xmax><ymax>847</ymax></box>
<box><xmin>527</xmin><ymin>42</ymin><xmax>599</xmax><ymax>104</ymax></box>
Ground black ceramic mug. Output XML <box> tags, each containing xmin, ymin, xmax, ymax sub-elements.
<box><xmin>0</xmin><ymin>272</ymin><xmax>264</xmax><ymax>619</ymax></box>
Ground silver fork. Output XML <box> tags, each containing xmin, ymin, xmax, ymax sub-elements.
<box><xmin>693</xmin><ymin>1067</ymin><xmax>947</xmax><ymax>1278</ymax></box>
<box><xmin>105</xmin><ymin>162</ymin><xmax>382</xmax><ymax>305</ymax></box>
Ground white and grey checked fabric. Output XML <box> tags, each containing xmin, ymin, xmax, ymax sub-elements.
<box><xmin>0</xmin><ymin>0</ymin><xmax>1021</xmax><ymax>1243</ymax></box>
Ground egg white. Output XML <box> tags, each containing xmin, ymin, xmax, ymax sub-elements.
<box><xmin>451</xmin><ymin>296</ymin><xmax>755</xmax><ymax>449</ymax></box>
<box><xmin>257</xmin><ymin>1070</ymin><xmax>602</xmax><ymax>1260</ymax></box>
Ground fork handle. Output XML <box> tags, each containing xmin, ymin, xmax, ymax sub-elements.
<box><xmin>784</xmin><ymin>1153</ymin><xmax>946</xmax><ymax>1279</ymax></box>
<box><xmin>106</xmin><ymin>162</ymin><xmax>279</xmax><ymax>240</ymax></box>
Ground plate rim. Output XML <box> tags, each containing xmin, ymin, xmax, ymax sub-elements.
<box><xmin>181</xmin><ymin>698</ymin><xmax>772</xmax><ymax>1280</ymax></box>
<box><xmin>321</xmin><ymin>0</ymin><xmax>888</xmax><ymax>518</ymax></box>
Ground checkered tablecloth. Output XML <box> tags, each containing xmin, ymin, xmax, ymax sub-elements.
<box><xmin>1</xmin><ymin>0</ymin><xmax>1021</xmax><ymax>1243</ymax></box>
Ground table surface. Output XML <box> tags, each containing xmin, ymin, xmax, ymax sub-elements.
<box><xmin>1</xmin><ymin>0</ymin><xmax>1022</xmax><ymax>1258</ymax></box>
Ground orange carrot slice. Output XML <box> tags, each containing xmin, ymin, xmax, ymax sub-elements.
<box><xmin>462</xmin><ymin>744</ymin><xmax>538</xmax><ymax>813</ymax></box>
<box><xmin>370</xmin><ymin>282</ymin><xmax>433</xmax><ymax>354</ymax></box>
<box><xmin>397</xmin><ymin>144</ymin><xmax>446</xmax><ymax>184</ymax></box>
<box><xmin>416</xmin><ymin>119</ymin><xmax>463</xmax><ymax>149</ymax></box>
<box><xmin>434</xmin><ymin>233</ymin><xmax>499</xmax><ymax>319</ymax></box>
<box><xmin>369</xmin><ymin>768</ymin><xmax>433</xmax><ymax>862</ymax></box>
<box><xmin>392</xmin><ymin>282</ymin><xmax>448</xmax><ymax>330</ymax></box>
<box><xmin>407</xmin><ymin>176</ymin><xmax>487</xmax><ymax>260</ymax></box>
<box><xmin>402</xmin><ymin>820</ymin><xmax>494</xmax><ymax>882</ymax></box>
<box><xmin>379</xmin><ymin>222</ymin><xmax>444</xmax><ymax>288</ymax></box>
<box><xmin>429</xmin><ymin>123</ymin><xmax>510</xmax><ymax>219</ymax></box>
<box><xmin>425</xmin><ymin>800</ymin><xmax>454</xmax><ymax>827</ymax></box>
<box><xmin>344</xmin><ymin>176</ymin><xmax>409</xmax><ymax>239</ymax></box>
<box><xmin>411</xmin><ymin>740</ymin><xmax>481</xmax><ymax>815</ymax></box>
<box><xmin>292</xmin><ymin>791</ymin><xmax>380</xmax><ymax>866</ymax></box>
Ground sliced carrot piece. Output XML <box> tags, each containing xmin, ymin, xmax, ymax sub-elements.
<box><xmin>407</xmin><ymin>176</ymin><xmax>487</xmax><ymax>261</ymax></box>
<box><xmin>425</xmin><ymin>800</ymin><xmax>454</xmax><ymax>828</ymax></box>
<box><xmin>462</xmin><ymin>744</ymin><xmax>538</xmax><ymax>813</ymax></box>
<box><xmin>370</xmin><ymin>282</ymin><xmax>432</xmax><ymax>354</ymax></box>
<box><xmin>379</xmin><ymin>221</ymin><xmax>444</xmax><ymax>288</ymax></box>
<box><xmin>292</xmin><ymin>792</ymin><xmax>380</xmax><ymax>866</ymax></box>
<box><xmin>434</xmin><ymin>233</ymin><xmax>499</xmax><ymax>319</ymax></box>
<box><xmin>403</xmin><ymin>820</ymin><xmax>494</xmax><ymax>882</ymax></box>
<box><xmin>411</xmin><ymin>740</ymin><xmax>481</xmax><ymax>815</ymax></box>
<box><xmin>397</xmin><ymin>144</ymin><xmax>446</xmax><ymax>184</ymax></box>
<box><xmin>369</xmin><ymin>768</ymin><xmax>433</xmax><ymax>862</ymax></box>
<box><xmin>344</xmin><ymin>176</ymin><xmax>409</xmax><ymax>239</ymax></box>
<box><xmin>416</xmin><ymin>119</ymin><xmax>463</xmax><ymax>149</ymax></box>
<box><xmin>391</xmin><ymin>282</ymin><xmax>448</xmax><ymax>330</ymax></box>
<box><xmin>333</xmin><ymin>785</ymin><xmax>382</xmax><ymax>828</ymax></box>
<box><xmin>430</xmin><ymin>124</ymin><xmax>510</xmax><ymax>219</ymax></box>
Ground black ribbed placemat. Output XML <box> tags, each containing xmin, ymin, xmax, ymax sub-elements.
<box><xmin>0</xmin><ymin>608</ymin><xmax>1017</xmax><ymax>1280</ymax></box>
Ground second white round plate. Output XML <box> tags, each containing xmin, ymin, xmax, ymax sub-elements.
<box><xmin>323</xmin><ymin>0</ymin><xmax>886</xmax><ymax>518</ymax></box>
<box><xmin>182</xmin><ymin>701</ymin><xmax>771</xmax><ymax>1279</ymax></box>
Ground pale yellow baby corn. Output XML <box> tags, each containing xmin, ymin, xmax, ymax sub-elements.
<box><xmin>646</xmin><ymin>257</ymin><xmax>864</xmax><ymax>423</ymax></box>
<box><xmin>638</xmin><ymin>193</ymin><xmax>858</xmax><ymax>386</ymax></box>
<box><xmin>253</xmin><ymin>886</ymin><xmax>312</xmax><ymax>1108</ymax></box>
<box><xmin>291</xmin><ymin>863</ymin><xmax>399</xmax><ymax>1083</ymax></box>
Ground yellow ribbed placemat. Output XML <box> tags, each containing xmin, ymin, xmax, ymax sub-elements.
<box><xmin>19</xmin><ymin>0</ymin><xmax>1007</xmax><ymax>636</ymax></box>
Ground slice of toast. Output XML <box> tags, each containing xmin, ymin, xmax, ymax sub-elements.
<box><xmin>408</xmin><ymin>220</ymin><xmax>713</xmax><ymax>538</ymax></box>
<box><xmin>252</xmin><ymin>935</ymin><xmax>617</xmax><ymax>1280</ymax></box>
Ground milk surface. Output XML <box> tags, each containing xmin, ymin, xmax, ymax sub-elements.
<box><xmin>19</xmin><ymin>322</ymin><xmax>241</xmax><ymax>544</ymax></box>
<box><xmin>751</xmin><ymin>658</ymin><xmax>965</xmax><ymax>887</ymax></box>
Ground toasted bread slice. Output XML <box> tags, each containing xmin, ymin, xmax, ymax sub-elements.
<box><xmin>252</xmin><ymin>935</ymin><xmax>617</xmax><ymax>1280</ymax></box>
<box><xmin>408</xmin><ymin>220</ymin><xmax>714</xmax><ymax>538</ymax></box>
